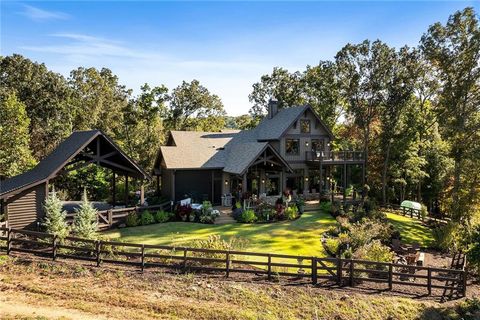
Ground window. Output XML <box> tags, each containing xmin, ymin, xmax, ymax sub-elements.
<box><xmin>300</xmin><ymin>120</ymin><xmax>311</xmax><ymax>133</ymax></box>
<box><xmin>285</xmin><ymin>139</ymin><xmax>300</xmax><ymax>155</ymax></box>
<box><xmin>311</xmin><ymin>139</ymin><xmax>324</xmax><ymax>152</ymax></box>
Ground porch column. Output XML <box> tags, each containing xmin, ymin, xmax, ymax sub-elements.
<box><xmin>304</xmin><ymin>168</ymin><xmax>309</xmax><ymax>195</ymax></box>
<box><xmin>260</xmin><ymin>169</ymin><xmax>266</xmax><ymax>195</ymax></box>
<box><xmin>124</xmin><ymin>175</ymin><xmax>129</xmax><ymax>207</ymax></box>
<box><xmin>319</xmin><ymin>161</ymin><xmax>323</xmax><ymax>203</ymax></box>
<box><xmin>112</xmin><ymin>172</ymin><xmax>116</xmax><ymax>207</ymax></box>
<box><xmin>242</xmin><ymin>173</ymin><xmax>247</xmax><ymax>194</ymax></box>
<box><xmin>343</xmin><ymin>163</ymin><xmax>347</xmax><ymax>203</ymax></box>
<box><xmin>156</xmin><ymin>175</ymin><xmax>160</xmax><ymax>194</ymax></box>
<box><xmin>140</xmin><ymin>184</ymin><xmax>145</xmax><ymax>206</ymax></box>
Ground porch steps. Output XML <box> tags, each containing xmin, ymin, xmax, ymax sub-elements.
<box><xmin>214</xmin><ymin>215</ymin><xmax>236</xmax><ymax>225</ymax></box>
<box><xmin>304</xmin><ymin>201</ymin><xmax>320</xmax><ymax>212</ymax></box>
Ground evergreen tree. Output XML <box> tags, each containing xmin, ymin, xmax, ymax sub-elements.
<box><xmin>73</xmin><ymin>190</ymin><xmax>98</xmax><ymax>239</ymax></box>
<box><xmin>43</xmin><ymin>189</ymin><xmax>70</xmax><ymax>239</ymax></box>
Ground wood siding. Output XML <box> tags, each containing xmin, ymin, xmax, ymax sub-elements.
<box><xmin>6</xmin><ymin>183</ymin><xmax>46</xmax><ymax>229</ymax></box>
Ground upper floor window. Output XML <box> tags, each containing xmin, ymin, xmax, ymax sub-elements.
<box><xmin>311</xmin><ymin>139</ymin><xmax>324</xmax><ymax>152</ymax></box>
<box><xmin>300</xmin><ymin>120</ymin><xmax>311</xmax><ymax>133</ymax></box>
<box><xmin>285</xmin><ymin>139</ymin><xmax>300</xmax><ymax>155</ymax></box>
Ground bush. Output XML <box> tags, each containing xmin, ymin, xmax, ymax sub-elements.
<box><xmin>140</xmin><ymin>211</ymin><xmax>155</xmax><ymax>225</ymax></box>
<box><xmin>154</xmin><ymin>210</ymin><xmax>172</xmax><ymax>223</ymax></box>
<box><xmin>319</xmin><ymin>201</ymin><xmax>332</xmax><ymax>213</ymax></box>
<box><xmin>432</xmin><ymin>222</ymin><xmax>461</xmax><ymax>251</ymax></box>
<box><xmin>466</xmin><ymin>225</ymin><xmax>480</xmax><ymax>276</ymax></box>
<box><xmin>232</xmin><ymin>207</ymin><xmax>243</xmax><ymax>221</ymax></box>
<box><xmin>189</xmin><ymin>235</ymin><xmax>248</xmax><ymax>266</ymax></box>
<box><xmin>239</xmin><ymin>209</ymin><xmax>256</xmax><ymax>223</ymax></box>
<box><xmin>125</xmin><ymin>212</ymin><xmax>139</xmax><ymax>227</ymax></box>
<box><xmin>43</xmin><ymin>190</ymin><xmax>70</xmax><ymax>239</ymax></box>
<box><xmin>324</xmin><ymin>238</ymin><xmax>340</xmax><ymax>256</ymax></box>
<box><xmin>72</xmin><ymin>191</ymin><xmax>98</xmax><ymax>239</ymax></box>
<box><xmin>176</xmin><ymin>204</ymin><xmax>192</xmax><ymax>221</ymax></box>
<box><xmin>348</xmin><ymin>219</ymin><xmax>392</xmax><ymax>250</ymax></box>
<box><xmin>353</xmin><ymin>240</ymin><xmax>395</xmax><ymax>263</ymax></box>
<box><xmin>285</xmin><ymin>205</ymin><xmax>298</xmax><ymax>220</ymax></box>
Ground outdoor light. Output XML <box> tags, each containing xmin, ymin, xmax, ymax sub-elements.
<box><xmin>305</xmin><ymin>141</ymin><xmax>309</xmax><ymax>147</ymax></box>
<box><xmin>225</xmin><ymin>180</ymin><xmax>229</xmax><ymax>185</ymax></box>
<box><xmin>305</xmin><ymin>177</ymin><xmax>309</xmax><ymax>181</ymax></box>
<box><xmin>261</xmin><ymin>179</ymin><xmax>265</xmax><ymax>184</ymax></box>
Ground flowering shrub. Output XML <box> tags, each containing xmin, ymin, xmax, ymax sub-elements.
<box><xmin>176</xmin><ymin>204</ymin><xmax>192</xmax><ymax>221</ymax></box>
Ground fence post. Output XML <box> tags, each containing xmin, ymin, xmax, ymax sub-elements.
<box><xmin>96</xmin><ymin>240</ymin><xmax>102</xmax><ymax>267</ymax></box>
<box><xmin>225</xmin><ymin>251</ymin><xmax>230</xmax><ymax>278</ymax></box>
<box><xmin>267</xmin><ymin>254</ymin><xmax>272</xmax><ymax>280</ymax></box>
<box><xmin>183</xmin><ymin>247</ymin><xmax>188</xmax><ymax>273</ymax></box>
<box><xmin>349</xmin><ymin>260</ymin><xmax>354</xmax><ymax>287</ymax></box>
<box><xmin>141</xmin><ymin>244</ymin><xmax>145</xmax><ymax>272</ymax></box>
<box><xmin>388</xmin><ymin>264</ymin><xmax>393</xmax><ymax>291</ymax></box>
<box><xmin>311</xmin><ymin>257</ymin><xmax>317</xmax><ymax>285</ymax></box>
<box><xmin>337</xmin><ymin>258</ymin><xmax>343</xmax><ymax>285</ymax></box>
<box><xmin>52</xmin><ymin>235</ymin><xmax>58</xmax><ymax>261</ymax></box>
<box><xmin>6</xmin><ymin>227</ymin><xmax>11</xmax><ymax>255</ymax></box>
<box><xmin>461</xmin><ymin>270</ymin><xmax>467</xmax><ymax>297</ymax></box>
<box><xmin>427</xmin><ymin>268</ymin><xmax>432</xmax><ymax>296</ymax></box>
<box><xmin>108</xmin><ymin>210</ymin><xmax>113</xmax><ymax>226</ymax></box>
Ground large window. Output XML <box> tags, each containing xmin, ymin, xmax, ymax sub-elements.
<box><xmin>311</xmin><ymin>139</ymin><xmax>324</xmax><ymax>152</ymax></box>
<box><xmin>300</xmin><ymin>120</ymin><xmax>311</xmax><ymax>133</ymax></box>
<box><xmin>285</xmin><ymin>139</ymin><xmax>300</xmax><ymax>155</ymax></box>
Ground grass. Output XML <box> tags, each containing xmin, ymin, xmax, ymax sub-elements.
<box><xmin>385</xmin><ymin>212</ymin><xmax>434</xmax><ymax>247</ymax></box>
<box><xmin>105</xmin><ymin>210</ymin><xmax>337</xmax><ymax>257</ymax></box>
<box><xmin>1</xmin><ymin>258</ymin><xmax>476</xmax><ymax>320</ymax></box>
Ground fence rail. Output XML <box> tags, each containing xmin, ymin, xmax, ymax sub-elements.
<box><xmin>0</xmin><ymin>227</ymin><xmax>466</xmax><ymax>299</ymax></box>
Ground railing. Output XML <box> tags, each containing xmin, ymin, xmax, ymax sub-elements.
<box><xmin>65</xmin><ymin>201</ymin><xmax>172</xmax><ymax>229</ymax></box>
<box><xmin>305</xmin><ymin>151</ymin><xmax>365</xmax><ymax>162</ymax></box>
<box><xmin>0</xmin><ymin>227</ymin><xmax>467</xmax><ymax>299</ymax></box>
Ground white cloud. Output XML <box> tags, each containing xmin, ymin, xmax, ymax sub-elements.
<box><xmin>20</xmin><ymin>5</ymin><xmax>70</xmax><ymax>21</ymax></box>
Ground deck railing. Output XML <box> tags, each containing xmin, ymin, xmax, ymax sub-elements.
<box><xmin>305</xmin><ymin>151</ymin><xmax>364</xmax><ymax>162</ymax></box>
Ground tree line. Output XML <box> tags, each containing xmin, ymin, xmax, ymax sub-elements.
<box><xmin>0</xmin><ymin>7</ymin><xmax>479</xmax><ymax>232</ymax></box>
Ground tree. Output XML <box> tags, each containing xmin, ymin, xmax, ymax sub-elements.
<box><xmin>72</xmin><ymin>190</ymin><xmax>98</xmax><ymax>239</ymax></box>
<box><xmin>234</xmin><ymin>114</ymin><xmax>258</xmax><ymax>130</ymax></box>
<box><xmin>69</xmin><ymin>67</ymin><xmax>132</xmax><ymax>140</ymax></box>
<box><xmin>167</xmin><ymin>80</ymin><xmax>226</xmax><ymax>131</ymax></box>
<box><xmin>43</xmin><ymin>189</ymin><xmax>70</xmax><ymax>239</ymax></box>
<box><xmin>335</xmin><ymin>40</ymin><xmax>394</xmax><ymax>182</ymax></box>
<box><xmin>0</xmin><ymin>54</ymin><xmax>73</xmax><ymax>159</ymax></box>
<box><xmin>420</xmin><ymin>7</ymin><xmax>480</xmax><ymax>223</ymax></box>
<box><xmin>249</xmin><ymin>67</ymin><xmax>304</xmax><ymax>119</ymax></box>
<box><xmin>0</xmin><ymin>90</ymin><xmax>36</xmax><ymax>178</ymax></box>
<box><xmin>121</xmin><ymin>83</ymin><xmax>169</xmax><ymax>170</ymax></box>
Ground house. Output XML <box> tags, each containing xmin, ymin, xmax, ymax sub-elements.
<box><xmin>154</xmin><ymin>101</ymin><xmax>365</xmax><ymax>205</ymax></box>
<box><xmin>0</xmin><ymin>130</ymin><xmax>149</xmax><ymax>229</ymax></box>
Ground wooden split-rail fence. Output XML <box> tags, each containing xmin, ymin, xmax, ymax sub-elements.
<box><xmin>0</xmin><ymin>227</ymin><xmax>467</xmax><ymax>299</ymax></box>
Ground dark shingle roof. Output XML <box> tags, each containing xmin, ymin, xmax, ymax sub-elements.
<box><xmin>0</xmin><ymin>130</ymin><xmax>148</xmax><ymax>198</ymax></box>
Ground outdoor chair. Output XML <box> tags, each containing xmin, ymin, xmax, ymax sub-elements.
<box><xmin>391</xmin><ymin>239</ymin><xmax>407</xmax><ymax>254</ymax></box>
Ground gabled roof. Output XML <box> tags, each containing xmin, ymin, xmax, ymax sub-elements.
<box><xmin>0</xmin><ymin>130</ymin><xmax>149</xmax><ymax>198</ymax></box>
<box><xmin>157</xmin><ymin>105</ymin><xmax>333</xmax><ymax>174</ymax></box>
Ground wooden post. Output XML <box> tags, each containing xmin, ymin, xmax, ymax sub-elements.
<box><xmin>349</xmin><ymin>260</ymin><xmax>354</xmax><ymax>287</ymax></box>
<box><xmin>319</xmin><ymin>161</ymin><xmax>323</xmax><ymax>203</ymax></box>
<box><xmin>337</xmin><ymin>258</ymin><xmax>343</xmax><ymax>285</ymax></box>
<box><xmin>112</xmin><ymin>172</ymin><xmax>116</xmax><ymax>207</ymax></box>
<box><xmin>140</xmin><ymin>184</ymin><xmax>145</xmax><ymax>206</ymax></box>
<box><xmin>427</xmin><ymin>268</ymin><xmax>432</xmax><ymax>295</ymax></box>
<box><xmin>242</xmin><ymin>173</ymin><xmax>247</xmax><ymax>194</ymax></box>
<box><xmin>462</xmin><ymin>270</ymin><xmax>467</xmax><ymax>297</ymax></box>
<box><xmin>156</xmin><ymin>175</ymin><xmax>160</xmax><ymax>195</ymax></box>
<box><xmin>96</xmin><ymin>240</ymin><xmax>102</xmax><ymax>267</ymax></box>
<box><xmin>124</xmin><ymin>175</ymin><xmax>129</xmax><ymax>207</ymax></box>
<box><xmin>311</xmin><ymin>257</ymin><xmax>317</xmax><ymax>285</ymax></box>
<box><xmin>52</xmin><ymin>235</ymin><xmax>58</xmax><ymax>261</ymax></box>
<box><xmin>343</xmin><ymin>163</ymin><xmax>347</xmax><ymax>204</ymax></box>
<box><xmin>183</xmin><ymin>247</ymin><xmax>188</xmax><ymax>272</ymax></box>
<box><xmin>388</xmin><ymin>264</ymin><xmax>393</xmax><ymax>290</ymax></box>
<box><xmin>6</xmin><ymin>227</ymin><xmax>11</xmax><ymax>255</ymax></box>
<box><xmin>267</xmin><ymin>254</ymin><xmax>272</xmax><ymax>280</ymax></box>
<box><xmin>225</xmin><ymin>252</ymin><xmax>230</xmax><ymax>278</ymax></box>
<box><xmin>141</xmin><ymin>244</ymin><xmax>145</xmax><ymax>272</ymax></box>
<box><xmin>108</xmin><ymin>210</ymin><xmax>113</xmax><ymax>226</ymax></box>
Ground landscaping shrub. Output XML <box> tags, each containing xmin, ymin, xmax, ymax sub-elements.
<box><xmin>125</xmin><ymin>212</ymin><xmax>139</xmax><ymax>227</ymax></box>
<box><xmin>232</xmin><ymin>207</ymin><xmax>243</xmax><ymax>221</ymax></box>
<box><xmin>176</xmin><ymin>204</ymin><xmax>192</xmax><ymax>221</ymax></box>
<box><xmin>154</xmin><ymin>210</ymin><xmax>172</xmax><ymax>223</ymax></box>
<box><xmin>323</xmin><ymin>238</ymin><xmax>340</xmax><ymax>256</ymax></box>
<box><xmin>466</xmin><ymin>225</ymin><xmax>480</xmax><ymax>276</ymax></box>
<box><xmin>140</xmin><ymin>211</ymin><xmax>155</xmax><ymax>225</ymax></box>
<box><xmin>255</xmin><ymin>202</ymin><xmax>274</xmax><ymax>222</ymax></box>
<box><xmin>295</xmin><ymin>197</ymin><xmax>305</xmax><ymax>214</ymax></box>
<box><xmin>319</xmin><ymin>201</ymin><xmax>332</xmax><ymax>213</ymax></box>
<box><xmin>285</xmin><ymin>205</ymin><xmax>298</xmax><ymax>220</ymax></box>
<box><xmin>239</xmin><ymin>209</ymin><xmax>256</xmax><ymax>223</ymax></box>
<box><xmin>353</xmin><ymin>239</ymin><xmax>395</xmax><ymax>263</ymax></box>
<box><xmin>347</xmin><ymin>219</ymin><xmax>392</xmax><ymax>249</ymax></box>
<box><xmin>189</xmin><ymin>235</ymin><xmax>248</xmax><ymax>266</ymax></box>
<box><xmin>432</xmin><ymin>222</ymin><xmax>461</xmax><ymax>251</ymax></box>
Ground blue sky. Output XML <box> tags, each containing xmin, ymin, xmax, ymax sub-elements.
<box><xmin>1</xmin><ymin>1</ymin><xmax>478</xmax><ymax>116</ymax></box>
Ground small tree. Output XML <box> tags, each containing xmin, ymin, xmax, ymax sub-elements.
<box><xmin>72</xmin><ymin>190</ymin><xmax>98</xmax><ymax>239</ymax></box>
<box><xmin>43</xmin><ymin>189</ymin><xmax>69</xmax><ymax>239</ymax></box>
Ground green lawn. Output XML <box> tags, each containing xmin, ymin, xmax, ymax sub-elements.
<box><xmin>104</xmin><ymin>210</ymin><xmax>336</xmax><ymax>257</ymax></box>
<box><xmin>385</xmin><ymin>212</ymin><xmax>434</xmax><ymax>247</ymax></box>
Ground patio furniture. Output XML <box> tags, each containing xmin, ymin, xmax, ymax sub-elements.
<box><xmin>391</xmin><ymin>239</ymin><xmax>408</xmax><ymax>254</ymax></box>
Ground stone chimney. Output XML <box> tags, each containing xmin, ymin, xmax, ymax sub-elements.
<box><xmin>267</xmin><ymin>98</ymin><xmax>279</xmax><ymax>119</ymax></box>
